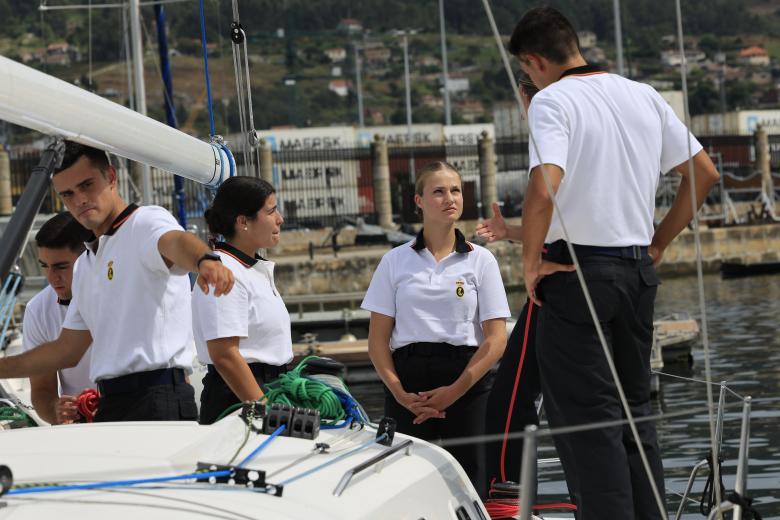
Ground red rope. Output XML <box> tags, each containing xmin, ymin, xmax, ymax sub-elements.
<box><xmin>76</xmin><ymin>389</ymin><xmax>100</xmax><ymax>423</ymax></box>
<box><xmin>499</xmin><ymin>302</ymin><xmax>535</xmax><ymax>482</ymax></box>
<box><xmin>484</xmin><ymin>499</ymin><xmax>577</xmax><ymax>519</ymax></box>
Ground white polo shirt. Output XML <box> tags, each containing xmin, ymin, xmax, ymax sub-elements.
<box><xmin>361</xmin><ymin>229</ymin><xmax>511</xmax><ymax>349</ymax></box>
<box><xmin>63</xmin><ymin>204</ymin><xmax>194</xmax><ymax>382</ymax></box>
<box><xmin>192</xmin><ymin>242</ymin><xmax>293</xmax><ymax>366</ymax></box>
<box><xmin>528</xmin><ymin>65</ymin><xmax>703</xmax><ymax>247</ymax></box>
<box><xmin>22</xmin><ymin>285</ymin><xmax>93</xmax><ymax>396</ymax></box>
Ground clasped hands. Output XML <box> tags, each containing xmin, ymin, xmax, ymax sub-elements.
<box><xmin>394</xmin><ymin>384</ymin><xmax>462</xmax><ymax>425</ymax></box>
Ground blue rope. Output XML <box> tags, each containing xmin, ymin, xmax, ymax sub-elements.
<box><xmin>237</xmin><ymin>424</ymin><xmax>286</xmax><ymax>468</ymax></box>
<box><xmin>320</xmin><ymin>417</ymin><xmax>353</xmax><ymax>430</ymax></box>
<box><xmin>6</xmin><ymin>469</ymin><xmax>231</xmax><ymax>496</ymax></box>
<box><xmin>198</xmin><ymin>0</ymin><xmax>216</xmax><ymax>137</ymax></box>
<box><xmin>208</xmin><ymin>143</ymin><xmax>234</xmax><ymax>188</ymax></box>
<box><xmin>219</xmin><ymin>143</ymin><xmax>235</xmax><ymax>178</ymax></box>
<box><xmin>7</xmin><ymin>425</ymin><xmax>286</xmax><ymax>496</ymax></box>
<box><xmin>278</xmin><ymin>433</ymin><xmax>388</xmax><ymax>487</ymax></box>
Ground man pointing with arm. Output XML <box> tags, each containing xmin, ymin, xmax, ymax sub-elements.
<box><xmin>0</xmin><ymin>141</ymin><xmax>234</xmax><ymax>421</ymax></box>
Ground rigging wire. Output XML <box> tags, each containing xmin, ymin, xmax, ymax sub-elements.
<box><xmin>229</xmin><ymin>0</ymin><xmax>259</xmax><ymax>175</ymax></box>
<box><xmin>197</xmin><ymin>0</ymin><xmax>216</xmax><ymax>137</ymax></box>
<box><xmin>438</xmin><ymin>397</ymin><xmax>761</xmax><ymax>450</ymax></box>
<box><xmin>479</xmin><ymin>1</ymin><xmax>668</xmax><ymax>517</ymax></box>
<box><xmin>673</xmin><ymin>0</ymin><xmax>723</xmax><ymax>515</ymax></box>
<box><xmin>652</xmin><ymin>371</ymin><xmax>746</xmax><ymax>401</ymax></box>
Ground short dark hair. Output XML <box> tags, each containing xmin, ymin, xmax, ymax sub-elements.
<box><xmin>35</xmin><ymin>212</ymin><xmax>92</xmax><ymax>253</ymax></box>
<box><xmin>205</xmin><ymin>176</ymin><xmax>276</xmax><ymax>239</ymax></box>
<box><xmin>54</xmin><ymin>141</ymin><xmax>111</xmax><ymax>175</ymax></box>
<box><xmin>508</xmin><ymin>7</ymin><xmax>580</xmax><ymax>64</ymax></box>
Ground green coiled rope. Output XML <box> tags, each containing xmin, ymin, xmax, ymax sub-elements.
<box><xmin>0</xmin><ymin>406</ymin><xmax>36</xmax><ymax>427</ymax></box>
<box><xmin>263</xmin><ymin>356</ymin><xmax>345</xmax><ymax>425</ymax></box>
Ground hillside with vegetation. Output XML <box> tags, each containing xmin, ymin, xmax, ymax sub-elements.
<box><xmin>0</xmin><ymin>0</ymin><xmax>778</xmax><ymax>140</ymax></box>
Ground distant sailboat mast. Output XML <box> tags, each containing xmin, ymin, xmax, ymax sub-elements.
<box><xmin>129</xmin><ymin>0</ymin><xmax>154</xmax><ymax>204</ymax></box>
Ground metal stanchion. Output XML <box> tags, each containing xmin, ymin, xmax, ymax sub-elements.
<box><xmin>733</xmin><ymin>396</ymin><xmax>752</xmax><ymax>520</ymax></box>
<box><xmin>518</xmin><ymin>425</ymin><xmax>537</xmax><ymax>520</ymax></box>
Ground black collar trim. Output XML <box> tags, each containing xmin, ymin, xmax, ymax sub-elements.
<box><xmin>104</xmin><ymin>203</ymin><xmax>139</xmax><ymax>236</ymax></box>
<box><xmin>85</xmin><ymin>203</ymin><xmax>140</xmax><ymax>250</ymax></box>
<box><xmin>411</xmin><ymin>228</ymin><xmax>472</xmax><ymax>254</ymax></box>
<box><xmin>57</xmin><ymin>298</ymin><xmax>71</xmax><ymax>306</ymax></box>
<box><xmin>560</xmin><ymin>64</ymin><xmax>602</xmax><ymax>79</ymax></box>
<box><xmin>214</xmin><ymin>241</ymin><xmax>262</xmax><ymax>267</ymax></box>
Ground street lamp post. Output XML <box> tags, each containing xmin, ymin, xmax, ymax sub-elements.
<box><xmin>353</xmin><ymin>42</ymin><xmax>365</xmax><ymax>128</ymax></box>
<box><xmin>439</xmin><ymin>0</ymin><xmax>452</xmax><ymax>126</ymax></box>
<box><xmin>402</xmin><ymin>32</ymin><xmax>415</xmax><ymax>182</ymax></box>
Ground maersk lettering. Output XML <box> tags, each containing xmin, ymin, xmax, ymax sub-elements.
<box><xmin>278</xmin><ymin>137</ymin><xmax>343</xmax><ymax>150</ymax></box>
<box><xmin>281</xmin><ymin>166</ymin><xmax>343</xmax><ymax>181</ymax></box>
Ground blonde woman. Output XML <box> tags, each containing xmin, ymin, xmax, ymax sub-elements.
<box><xmin>362</xmin><ymin>161</ymin><xmax>510</xmax><ymax>496</ymax></box>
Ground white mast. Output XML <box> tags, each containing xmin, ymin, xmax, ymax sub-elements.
<box><xmin>0</xmin><ymin>56</ymin><xmax>232</xmax><ymax>187</ymax></box>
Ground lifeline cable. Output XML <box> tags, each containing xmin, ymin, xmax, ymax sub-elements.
<box><xmin>480</xmin><ymin>2</ymin><xmax>668</xmax><ymax>516</ymax></box>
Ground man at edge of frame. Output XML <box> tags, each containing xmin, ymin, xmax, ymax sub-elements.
<box><xmin>0</xmin><ymin>141</ymin><xmax>235</xmax><ymax>422</ymax></box>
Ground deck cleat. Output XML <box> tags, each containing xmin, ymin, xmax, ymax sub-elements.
<box><xmin>376</xmin><ymin>417</ymin><xmax>396</xmax><ymax>446</ymax></box>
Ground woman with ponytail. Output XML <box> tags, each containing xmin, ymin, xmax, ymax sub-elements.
<box><xmin>193</xmin><ymin>176</ymin><xmax>292</xmax><ymax>424</ymax></box>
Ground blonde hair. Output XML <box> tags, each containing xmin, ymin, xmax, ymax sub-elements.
<box><xmin>414</xmin><ymin>161</ymin><xmax>462</xmax><ymax>196</ymax></box>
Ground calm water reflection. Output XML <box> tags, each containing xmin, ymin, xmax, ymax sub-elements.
<box><xmin>351</xmin><ymin>273</ymin><xmax>780</xmax><ymax>518</ymax></box>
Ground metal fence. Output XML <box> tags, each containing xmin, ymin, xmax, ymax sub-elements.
<box><xmin>7</xmin><ymin>149</ymin><xmax>63</xmax><ymax>214</ymax></box>
<box><xmin>272</xmin><ymin>146</ymin><xmax>374</xmax><ymax>229</ymax></box>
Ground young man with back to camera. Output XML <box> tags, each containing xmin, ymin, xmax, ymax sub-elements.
<box><xmin>510</xmin><ymin>7</ymin><xmax>720</xmax><ymax>519</ymax></box>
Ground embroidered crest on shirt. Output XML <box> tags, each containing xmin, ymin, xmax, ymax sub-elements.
<box><xmin>455</xmin><ymin>279</ymin><xmax>465</xmax><ymax>298</ymax></box>
<box><xmin>107</xmin><ymin>260</ymin><xmax>114</xmax><ymax>280</ymax></box>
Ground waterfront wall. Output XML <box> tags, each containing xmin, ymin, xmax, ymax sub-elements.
<box><xmin>273</xmin><ymin>223</ymin><xmax>780</xmax><ymax>295</ymax></box>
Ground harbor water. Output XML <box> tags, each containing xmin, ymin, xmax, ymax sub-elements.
<box><xmin>350</xmin><ymin>273</ymin><xmax>780</xmax><ymax>518</ymax></box>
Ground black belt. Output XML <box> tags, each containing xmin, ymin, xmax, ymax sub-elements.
<box><xmin>545</xmin><ymin>240</ymin><xmax>648</xmax><ymax>262</ymax></box>
<box><xmin>207</xmin><ymin>362</ymin><xmax>287</xmax><ymax>380</ymax></box>
<box><xmin>97</xmin><ymin>367</ymin><xmax>186</xmax><ymax>396</ymax></box>
<box><xmin>393</xmin><ymin>342</ymin><xmax>478</xmax><ymax>360</ymax></box>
